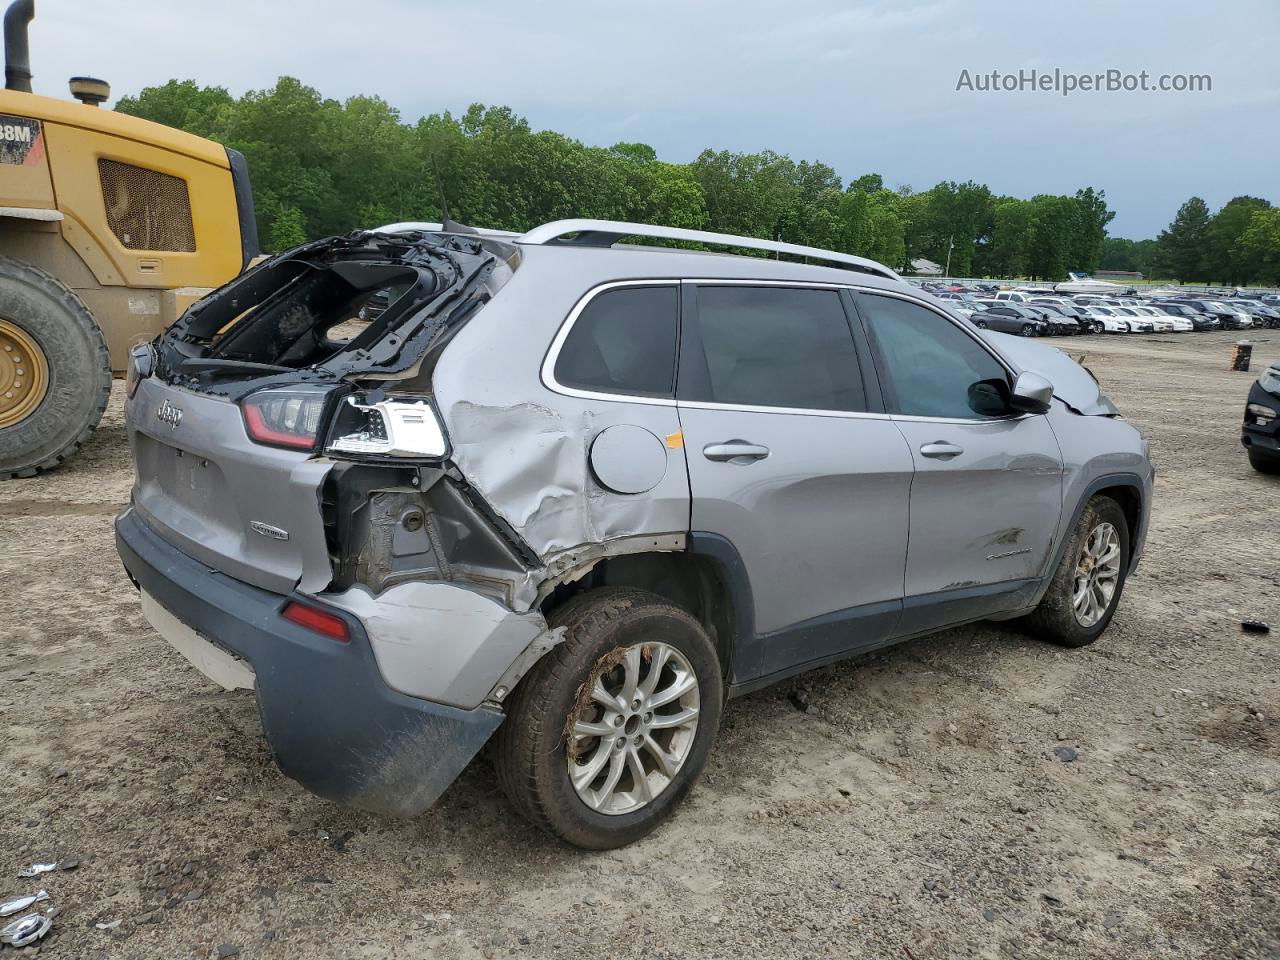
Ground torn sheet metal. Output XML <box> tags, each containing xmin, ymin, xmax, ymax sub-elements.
<box><xmin>16</xmin><ymin>862</ymin><xmax>55</xmax><ymax>879</ymax></box>
<box><xmin>443</xmin><ymin>397</ymin><xmax>690</xmax><ymax>559</ymax></box>
<box><xmin>1</xmin><ymin>907</ymin><xmax>55</xmax><ymax>948</ymax></box>
<box><xmin>0</xmin><ymin>890</ymin><xmax>47</xmax><ymax>917</ymax></box>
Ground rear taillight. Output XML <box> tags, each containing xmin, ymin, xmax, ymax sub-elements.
<box><xmin>281</xmin><ymin>600</ymin><xmax>350</xmax><ymax>642</ymax></box>
<box><xmin>241</xmin><ymin>387</ymin><xmax>329</xmax><ymax>451</ymax></box>
<box><xmin>326</xmin><ymin>395</ymin><xmax>447</xmax><ymax>459</ymax></box>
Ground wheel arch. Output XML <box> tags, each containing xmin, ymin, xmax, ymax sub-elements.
<box><xmin>538</xmin><ymin>540</ymin><xmax>750</xmax><ymax>686</ymax></box>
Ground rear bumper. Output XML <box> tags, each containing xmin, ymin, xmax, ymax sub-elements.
<box><xmin>115</xmin><ymin>507</ymin><xmax>503</xmax><ymax>816</ymax></box>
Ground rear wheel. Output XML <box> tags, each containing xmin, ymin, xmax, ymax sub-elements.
<box><xmin>493</xmin><ymin>587</ymin><xmax>723</xmax><ymax>849</ymax></box>
<box><xmin>1022</xmin><ymin>496</ymin><xmax>1130</xmax><ymax>647</ymax></box>
<box><xmin>0</xmin><ymin>258</ymin><xmax>110</xmax><ymax>478</ymax></box>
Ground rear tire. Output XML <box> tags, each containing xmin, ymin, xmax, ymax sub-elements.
<box><xmin>493</xmin><ymin>587</ymin><xmax>723</xmax><ymax>849</ymax></box>
<box><xmin>1022</xmin><ymin>496</ymin><xmax>1130</xmax><ymax>648</ymax></box>
<box><xmin>0</xmin><ymin>257</ymin><xmax>110</xmax><ymax>479</ymax></box>
<box><xmin>1249</xmin><ymin>449</ymin><xmax>1280</xmax><ymax>475</ymax></box>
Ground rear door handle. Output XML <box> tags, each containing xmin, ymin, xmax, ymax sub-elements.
<box><xmin>919</xmin><ymin>441</ymin><xmax>964</xmax><ymax>460</ymax></box>
<box><xmin>703</xmin><ymin>441</ymin><xmax>770</xmax><ymax>463</ymax></box>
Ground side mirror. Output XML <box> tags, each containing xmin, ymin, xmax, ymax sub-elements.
<box><xmin>1009</xmin><ymin>371</ymin><xmax>1054</xmax><ymax>415</ymax></box>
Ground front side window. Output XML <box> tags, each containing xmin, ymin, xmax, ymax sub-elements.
<box><xmin>688</xmin><ymin>286</ymin><xmax>866</xmax><ymax>412</ymax></box>
<box><xmin>554</xmin><ymin>285</ymin><xmax>678</xmax><ymax>397</ymax></box>
<box><xmin>855</xmin><ymin>293</ymin><xmax>1011</xmax><ymax>420</ymax></box>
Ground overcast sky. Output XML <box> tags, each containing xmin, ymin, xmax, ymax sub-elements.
<box><xmin>28</xmin><ymin>0</ymin><xmax>1280</xmax><ymax>238</ymax></box>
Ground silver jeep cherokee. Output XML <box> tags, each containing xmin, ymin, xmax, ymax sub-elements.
<box><xmin>116</xmin><ymin>219</ymin><xmax>1153</xmax><ymax>849</ymax></box>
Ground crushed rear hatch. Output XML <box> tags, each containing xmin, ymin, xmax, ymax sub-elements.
<box><xmin>128</xmin><ymin>230</ymin><xmax>519</xmax><ymax>597</ymax></box>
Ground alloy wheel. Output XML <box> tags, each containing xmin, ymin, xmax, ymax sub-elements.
<box><xmin>566</xmin><ymin>641</ymin><xmax>700</xmax><ymax>816</ymax></box>
<box><xmin>1072</xmin><ymin>521</ymin><xmax>1122</xmax><ymax>627</ymax></box>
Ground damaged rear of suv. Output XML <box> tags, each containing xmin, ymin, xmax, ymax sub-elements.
<box><xmin>117</xmin><ymin>219</ymin><xmax>1153</xmax><ymax>849</ymax></box>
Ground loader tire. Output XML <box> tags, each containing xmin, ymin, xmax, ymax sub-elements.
<box><xmin>0</xmin><ymin>257</ymin><xmax>111</xmax><ymax>479</ymax></box>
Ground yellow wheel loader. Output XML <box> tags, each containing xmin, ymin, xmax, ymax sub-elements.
<box><xmin>0</xmin><ymin>0</ymin><xmax>257</xmax><ymax>477</ymax></box>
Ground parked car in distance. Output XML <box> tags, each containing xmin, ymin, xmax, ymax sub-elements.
<box><xmin>973</xmin><ymin>300</ymin><xmax>1050</xmax><ymax>336</ymax></box>
<box><xmin>1225</xmin><ymin>300</ymin><xmax>1280</xmax><ymax>329</ymax></box>
<box><xmin>1112</xmin><ymin>307</ymin><xmax>1173</xmax><ymax>333</ymax></box>
<box><xmin>1129</xmin><ymin>306</ymin><xmax>1192</xmax><ymax>332</ymax></box>
<box><xmin>1242</xmin><ymin>361</ymin><xmax>1280</xmax><ymax>474</ymax></box>
<box><xmin>1152</xmin><ymin>301</ymin><xmax>1220</xmax><ymax>331</ymax></box>
<box><xmin>115</xmin><ymin>219</ymin><xmax>1154</xmax><ymax>849</ymax></box>
<box><xmin>1031</xmin><ymin>300</ymin><xmax>1097</xmax><ymax>334</ymax></box>
<box><xmin>1081</xmin><ymin>305</ymin><xmax>1142</xmax><ymax>333</ymax></box>
<box><xmin>1177</xmin><ymin>299</ymin><xmax>1249</xmax><ymax>329</ymax></box>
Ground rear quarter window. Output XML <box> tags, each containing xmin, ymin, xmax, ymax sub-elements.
<box><xmin>554</xmin><ymin>284</ymin><xmax>678</xmax><ymax>397</ymax></box>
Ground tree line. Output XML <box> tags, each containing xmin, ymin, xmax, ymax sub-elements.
<box><xmin>116</xmin><ymin>77</ymin><xmax>1276</xmax><ymax>285</ymax></box>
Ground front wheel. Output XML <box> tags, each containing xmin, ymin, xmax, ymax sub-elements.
<box><xmin>974</xmin><ymin>319</ymin><xmax>988</xmax><ymax>329</ymax></box>
<box><xmin>0</xmin><ymin>257</ymin><xmax>111</xmax><ymax>478</ymax></box>
<box><xmin>1022</xmin><ymin>496</ymin><xmax>1130</xmax><ymax>647</ymax></box>
<box><xmin>1249</xmin><ymin>449</ymin><xmax>1280</xmax><ymax>475</ymax></box>
<box><xmin>1020</xmin><ymin>323</ymin><xmax>1035</xmax><ymax>337</ymax></box>
<box><xmin>493</xmin><ymin>587</ymin><xmax>723</xmax><ymax>849</ymax></box>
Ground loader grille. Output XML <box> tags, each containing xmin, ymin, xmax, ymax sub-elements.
<box><xmin>98</xmin><ymin>159</ymin><xmax>196</xmax><ymax>252</ymax></box>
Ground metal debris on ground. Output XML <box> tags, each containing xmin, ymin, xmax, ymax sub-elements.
<box><xmin>0</xmin><ymin>890</ymin><xmax>48</xmax><ymax>917</ymax></box>
<box><xmin>16</xmin><ymin>862</ymin><xmax>56</xmax><ymax>879</ymax></box>
<box><xmin>1053</xmin><ymin>745</ymin><xmax>1078</xmax><ymax>763</ymax></box>
<box><xmin>0</xmin><ymin>907</ymin><xmax>56</xmax><ymax>948</ymax></box>
<box><xmin>1241</xmin><ymin>619</ymin><xmax>1271</xmax><ymax>634</ymax></box>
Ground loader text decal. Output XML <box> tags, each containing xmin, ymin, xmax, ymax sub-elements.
<box><xmin>0</xmin><ymin>116</ymin><xmax>44</xmax><ymax>165</ymax></box>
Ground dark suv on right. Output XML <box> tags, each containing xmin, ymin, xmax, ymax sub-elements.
<box><xmin>1243</xmin><ymin>361</ymin><xmax>1280</xmax><ymax>474</ymax></box>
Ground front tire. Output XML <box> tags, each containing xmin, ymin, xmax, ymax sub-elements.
<box><xmin>1249</xmin><ymin>449</ymin><xmax>1280</xmax><ymax>475</ymax></box>
<box><xmin>0</xmin><ymin>257</ymin><xmax>111</xmax><ymax>478</ymax></box>
<box><xmin>1020</xmin><ymin>323</ymin><xmax>1035</xmax><ymax>337</ymax></box>
<box><xmin>493</xmin><ymin>588</ymin><xmax>723</xmax><ymax>849</ymax></box>
<box><xmin>1023</xmin><ymin>496</ymin><xmax>1130</xmax><ymax>648</ymax></box>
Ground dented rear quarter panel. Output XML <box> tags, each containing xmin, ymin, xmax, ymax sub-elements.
<box><xmin>431</xmin><ymin>248</ymin><xmax>693</xmax><ymax>564</ymax></box>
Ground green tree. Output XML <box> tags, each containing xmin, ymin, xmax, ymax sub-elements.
<box><xmin>1155</xmin><ymin>197</ymin><xmax>1211</xmax><ymax>282</ymax></box>
<box><xmin>1204</xmin><ymin>196</ymin><xmax>1272</xmax><ymax>284</ymax></box>
<box><xmin>986</xmin><ymin>199</ymin><xmax>1036</xmax><ymax>278</ymax></box>
<box><xmin>1069</xmin><ymin>187</ymin><xmax>1115</xmax><ymax>272</ymax></box>
<box><xmin>1235</xmin><ymin>208</ymin><xmax>1280</xmax><ymax>285</ymax></box>
<box><xmin>267</xmin><ymin>205</ymin><xmax>306</xmax><ymax>251</ymax></box>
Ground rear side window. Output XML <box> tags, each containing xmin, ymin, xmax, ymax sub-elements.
<box><xmin>855</xmin><ymin>293</ymin><xmax>1011</xmax><ymax>420</ymax></box>
<box><xmin>688</xmin><ymin>286</ymin><xmax>866</xmax><ymax>412</ymax></box>
<box><xmin>554</xmin><ymin>285</ymin><xmax>678</xmax><ymax>397</ymax></box>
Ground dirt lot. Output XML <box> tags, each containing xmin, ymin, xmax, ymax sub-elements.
<box><xmin>1</xmin><ymin>330</ymin><xmax>1277</xmax><ymax>960</ymax></box>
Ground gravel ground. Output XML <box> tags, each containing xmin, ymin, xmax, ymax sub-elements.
<box><xmin>1</xmin><ymin>330</ymin><xmax>1277</xmax><ymax>960</ymax></box>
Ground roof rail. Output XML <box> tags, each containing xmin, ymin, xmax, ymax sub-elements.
<box><xmin>517</xmin><ymin>219</ymin><xmax>902</xmax><ymax>281</ymax></box>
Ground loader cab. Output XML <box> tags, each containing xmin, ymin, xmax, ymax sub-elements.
<box><xmin>0</xmin><ymin>0</ymin><xmax>258</xmax><ymax>478</ymax></box>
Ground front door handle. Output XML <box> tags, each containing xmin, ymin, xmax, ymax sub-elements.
<box><xmin>919</xmin><ymin>441</ymin><xmax>964</xmax><ymax>460</ymax></box>
<box><xmin>703</xmin><ymin>440</ymin><xmax>770</xmax><ymax>463</ymax></box>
